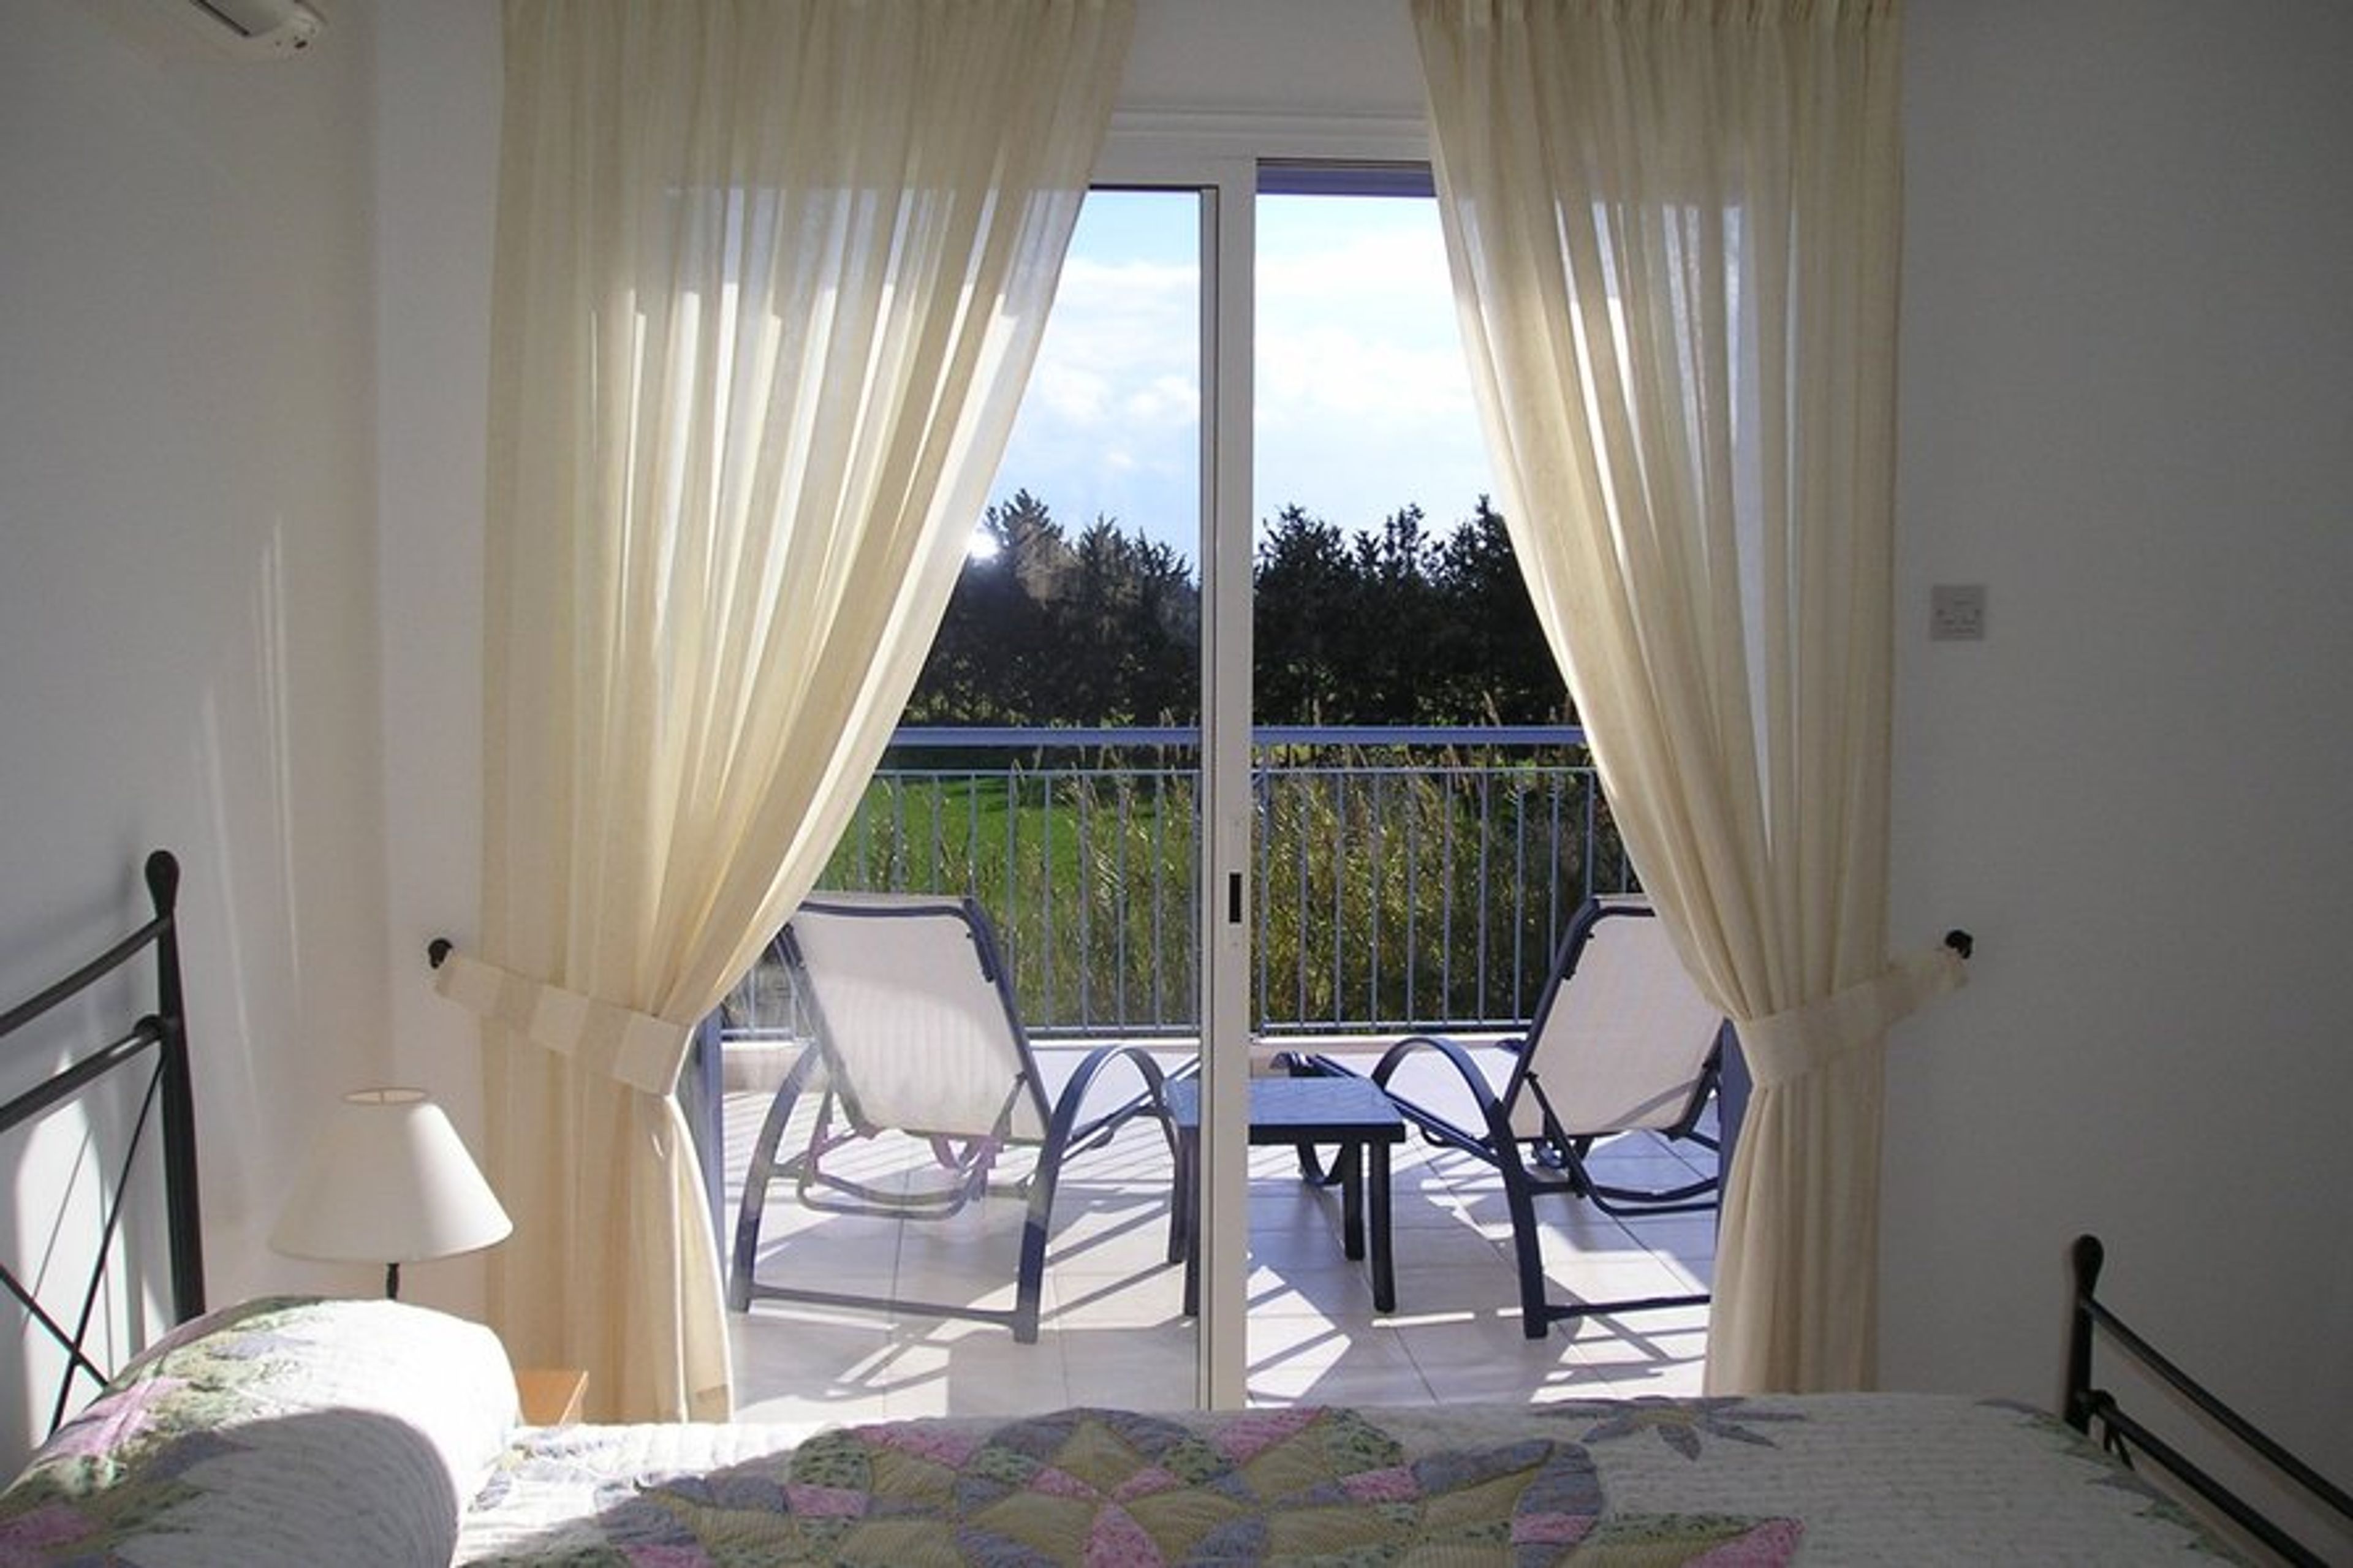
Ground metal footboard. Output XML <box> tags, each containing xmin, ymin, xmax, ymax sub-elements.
<box><xmin>2064</xmin><ymin>1233</ymin><xmax>2351</xmax><ymax>1566</ymax></box>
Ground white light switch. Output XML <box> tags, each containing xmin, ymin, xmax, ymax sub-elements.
<box><xmin>1930</xmin><ymin>583</ymin><xmax>1987</xmax><ymax>642</ymax></box>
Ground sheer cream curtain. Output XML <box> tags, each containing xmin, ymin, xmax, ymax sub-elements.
<box><xmin>438</xmin><ymin>0</ymin><xmax>1132</xmax><ymax>1422</ymax></box>
<box><xmin>1413</xmin><ymin>0</ymin><xmax>1963</xmax><ymax>1392</ymax></box>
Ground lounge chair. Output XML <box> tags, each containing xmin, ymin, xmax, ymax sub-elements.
<box><xmin>1303</xmin><ymin>896</ymin><xmax>1727</xmax><ymax>1338</ymax></box>
<box><xmin>726</xmin><ymin>891</ymin><xmax>1175</xmax><ymax>1343</ymax></box>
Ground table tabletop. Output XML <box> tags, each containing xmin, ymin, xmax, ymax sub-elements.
<box><xmin>1165</xmin><ymin>1072</ymin><xmax>1404</xmax><ymax>1142</ymax></box>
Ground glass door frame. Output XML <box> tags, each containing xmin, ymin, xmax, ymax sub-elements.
<box><xmin>1095</xmin><ymin>110</ymin><xmax>1433</xmax><ymax>1409</ymax></box>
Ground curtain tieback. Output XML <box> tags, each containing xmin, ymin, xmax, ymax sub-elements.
<box><xmin>1737</xmin><ymin>935</ymin><xmax>1971</xmax><ymax>1092</ymax></box>
<box><xmin>430</xmin><ymin>944</ymin><xmax>686</xmax><ymax>1097</ymax></box>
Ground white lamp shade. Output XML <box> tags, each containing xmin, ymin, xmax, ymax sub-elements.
<box><xmin>270</xmin><ymin>1088</ymin><xmax>512</xmax><ymax>1267</ymax></box>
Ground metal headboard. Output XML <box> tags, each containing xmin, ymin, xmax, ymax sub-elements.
<box><xmin>0</xmin><ymin>850</ymin><xmax>205</xmax><ymax>1436</ymax></box>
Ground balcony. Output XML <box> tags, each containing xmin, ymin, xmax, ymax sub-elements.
<box><xmin>711</xmin><ymin>726</ymin><xmax>1713</xmax><ymax>1423</ymax></box>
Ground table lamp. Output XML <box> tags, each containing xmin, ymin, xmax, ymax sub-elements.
<box><xmin>269</xmin><ymin>1087</ymin><xmax>512</xmax><ymax>1298</ymax></box>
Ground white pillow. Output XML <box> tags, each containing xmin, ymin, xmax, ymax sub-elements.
<box><xmin>0</xmin><ymin>1295</ymin><xmax>520</xmax><ymax>1566</ymax></box>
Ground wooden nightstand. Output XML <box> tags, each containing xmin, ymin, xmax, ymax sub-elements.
<box><xmin>515</xmin><ymin>1366</ymin><xmax>588</xmax><ymax>1425</ymax></box>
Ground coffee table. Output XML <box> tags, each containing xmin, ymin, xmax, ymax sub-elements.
<box><xmin>1165</xmin><ymin>1072</ymin><xmax>1404</xmax><ymax>1314</ymax></box>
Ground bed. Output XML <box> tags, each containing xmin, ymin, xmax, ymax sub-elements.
<box><xmin>4</xmin><ymin>854</ymin><xmax>2346</xmax><ymax>1566</ymax></box>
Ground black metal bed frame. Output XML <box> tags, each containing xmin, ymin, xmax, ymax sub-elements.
<box><xmin>0</xmin><ymin>850</ymin><xmax>205</xmax><ymax>1437</ymax></box>
<box><xmin>2066</xmin><ymin>1232</ymin><xmax>2352</xmax><ymax>1566</ymax></box>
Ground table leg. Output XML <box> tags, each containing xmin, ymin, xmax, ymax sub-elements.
<box><xmin>1370</xmin><ymin>1138</ymin><xmax>1395</xmax><ymax>1312</ymax></box>
<box><xmin>1176</xmin><ymin>1129</ymin><xmax>1200</xmax><ymax>1317</ymax></box>
<box><xmin>1340</xmin><ymin>1142</ymin><xmax>1365</xmax><ymax>1260</ymax></box>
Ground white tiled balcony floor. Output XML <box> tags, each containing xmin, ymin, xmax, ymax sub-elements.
<box><xmin>722</xmin><ymin>1067</ymin><xmax>1714</xmax><ymax>1428</ymax></box>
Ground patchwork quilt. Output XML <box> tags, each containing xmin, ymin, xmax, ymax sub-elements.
<box><xmin>455</xmin><ymin>1395</ymin><xmax>2230</xmax><ymax>1566</ymax></box>
<box><xmin>0</xmin><ymin>1296</ymin><xmax>2235</xmax><ymax>1566</ymax></box>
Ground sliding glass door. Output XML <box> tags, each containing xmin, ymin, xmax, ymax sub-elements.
<box><xmin>716</xmin><ymin>137</ymin><xmax>1525</xmax><ymax>1415</ymax></box>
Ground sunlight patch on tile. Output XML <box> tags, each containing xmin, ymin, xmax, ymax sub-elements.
<box><xmin>719</xmin><ymin>1086</ymin><xmax>1713</xmax><ymax>1420</ymax></box>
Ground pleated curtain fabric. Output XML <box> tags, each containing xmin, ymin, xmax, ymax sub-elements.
<box><xmin>465</xmin><ymin>0</ymin><xmax>1132</xmax><ymax>1421</ymax></box>
<box><xmin>1412</xmin><ymin>0</ymin><xmax>1962</xmax><ymax>1392</ymax></box>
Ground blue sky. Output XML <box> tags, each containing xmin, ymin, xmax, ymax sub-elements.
<box><xmin>984</xmin><ymin>189</ymin><xmax>1496</xmax><ymax>569</ymax></box>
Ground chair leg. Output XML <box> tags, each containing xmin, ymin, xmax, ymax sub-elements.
<box><xmin>728</xmin><ymin>1045</ymin><xmax>820</xmax><ymax>1312</ymax></box>
<box><xmin>1015</xmin><ymin>1043</ymin><xmax>1173</xmax><ymax>1344</ymax></box>
<box><xmin>1154</xmin><ymin>1080</ymin><xmax>1185</xmax><ymax>1266</ymax></box>
<box><xmin>1282</xmin><ymin>1055</ymin><xmax>1347</xmax><ymax>1189</ymax></box>
<box><xmin>1357</xmin><ymin>1036</ymin><xmax>1556</xmax><ymax>1337</ymax></box>
<box><xmin>1294</xmin><ymin>1143</ymin><xmax>1342</xmax><ymax>1187</ymax></box>
<box><xmin>1168</xmin><ymin>1125</ymin><xmax>1194</xmax><ymax>1267</ymax></box>
<box><xmin>1014</xmin><ymin>1176</ymin><xmax>1053</xmax><ymax>1344</ymax></box>
<box><xmin>1495</xmin><ymin>1135</ymin><xmax>1554</xmax><ymax>1338</ymax></box>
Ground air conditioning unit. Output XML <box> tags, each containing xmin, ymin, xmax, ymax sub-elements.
<box><xmin>175</xmin><ymin>0</ymin><xmax>326</xmax><ymax>59</ymax></box>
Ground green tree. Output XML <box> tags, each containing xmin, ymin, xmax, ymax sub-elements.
<box><xmin>903</xmin><ymin>491</ymin><xmax>1061</xmax><ymax>724</ymax></box>
<box><xmin>908</xmin><ymin>490</ymin><xmax>1567</xmax><ymax>731</ymax></box>
<box><xmin>1252</xmin><ymin>506</ymin><xmax>1355</xmax><ymax>723</ymax></box>
<box><xmin>1430</xmin><ymin>496</ymin><xmax>1574</xmax><ymax>725</ymax></box>
<box><xmin>1343</xmin><ymin>505</ymin><xmax>1444</xmax><ymax>723</ymax></box>
<box><xmin>904</xmin><ymin>492</ymin><xmax>1199</xmax><ymax>728</ymax></box>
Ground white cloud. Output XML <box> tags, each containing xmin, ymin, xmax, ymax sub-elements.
<box><xmin>1123</xmin><ymin>372</ymin><xmax>1200</xmax><ymax>425</ymax></box>
<box><xmin>1258</xmin><ymin>326</ymin><xmax>1470</xmax><ymax>423</ymax></box>
<box><xmin>1251</xmin><ymin>200</ymin><xmax>1492</xmax><ymax>523</ymax></box>
<box><xmin>988</xmin><ymin>191</ymin><xmax>1495</xmax><ymax>554</ymax></box>
<box><xmin>1033</xmin><ymin>362</ymin><xmax>1113</xmax><ymax>424</ymax></box>
<box><xmin>1032</xmin><ymin>257</ymin><xmax>1197</xmax><ymax>433</ymax></box>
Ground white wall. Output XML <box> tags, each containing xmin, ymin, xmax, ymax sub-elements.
<box><xmin>1122</xmin><ymin>0</ymin><xmax>1422</xmax><ymax>119</ymax></box>
<box><xmin>0</xmin><ymin>0</ymin><xmax>393</xmax><ymax>1459</ymax></box>
<box><xmin>372</xmin><ymin>0</ymin><xmax>499</xmax><ymax>1320</ymax></box>
<box><xmin>1884</xmin><ymin>0</ymin><xmax>2353</xmax><ymax>1536</ymax></box>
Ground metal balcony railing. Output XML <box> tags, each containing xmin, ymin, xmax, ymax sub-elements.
<box><xmin>722</xmin><ymin>724</ymin><xmax>1635</xmax><ymax>1043</ymax></box>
